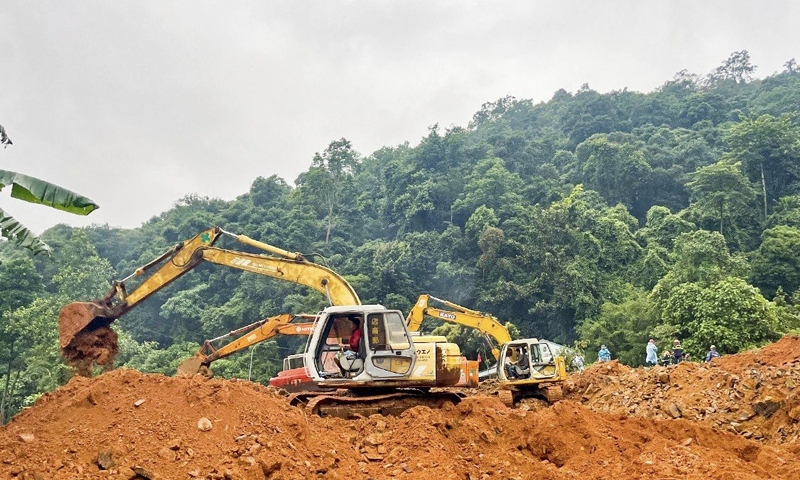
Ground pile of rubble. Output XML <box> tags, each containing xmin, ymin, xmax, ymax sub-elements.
<box><xmin>563</xmin><ymin>335</ymin><xmax>800</xmax><ymax>444</ymax></box>
<box><xmin>0</xmin><ymin>336</ymin><xmax>798</xmax><ymax>479</ymax></box>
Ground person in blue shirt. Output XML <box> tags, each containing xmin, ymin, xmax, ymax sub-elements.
<box><xmin>645</xmin><ymin>339</ymin><xmax>658</xmax><ymax>367</ymax></box>
<box><xmin>705</xmin><ymin>345</ymin><xmax>720</xmax><ymax>362</ymax></box>
<box><xmin>598</xmin><ymin>345</ymin><xmax>611</xmax><ymax>362</ymax></box>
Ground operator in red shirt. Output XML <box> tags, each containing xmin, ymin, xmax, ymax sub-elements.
<box><xmin>347</xmin><ymin>316</ymin><xmax>363</xmax><ymax>354</ymax></box>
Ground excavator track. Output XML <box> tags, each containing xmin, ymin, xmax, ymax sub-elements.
<box><xmin>542</xmin><ymin>385</ymin><xmax>563</xmax><ymax>403</ymax></box>
<box><xmin>290</xmin><ymin>390</ymin><xmax>464</xmax><ymax>419</ymax></box>
<box><xmin>497</xmin><ymin>390</ymin><xmax>516</xmax><ymax>408</ymax></box>
<box><xmin>498</xmin><ymin>383</ymin><xmax>563</xmax><ymax>408</ymax></box>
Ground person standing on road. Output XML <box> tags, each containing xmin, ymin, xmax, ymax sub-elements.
<box><xmin>645</xmin><ymin>339</ymin><xmax>658</xmax><ymax>367</ymax></box>
<box><xmin>598</xmin><ymin>345</ymin><xmax>611</xmax><ymax>362</ymax></box>
<box><xmin>705</xmin><ymin>345</ymin><xmax>720</xmax><ymax>362</ymax></box>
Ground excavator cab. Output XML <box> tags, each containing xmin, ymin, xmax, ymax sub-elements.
<box><xmin>499</xmin><ymin>340</ymin><xmax>561</xmax><ymax>382</ymax></box>
<box><xmin>290</xmin><ymin>304</ymin><xmax>469</xmax><ymax>417</ymax></box>
<box><xmin>497</xmin><ymin>339</ymin><xmax>568</xmax><ymax>405</ymax></box>
<box><xmin>310</xmin><ymin>305</ymin><xmax>416</xmax><ymax>382</ymax></box>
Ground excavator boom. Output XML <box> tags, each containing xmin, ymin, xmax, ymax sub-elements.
<box><xmin>177</xmin><ymin>313</ymin><xmax>316</xmax><ymax>375</ymax></box>
<box><xmin>407</xmin><ymin>294</ymin><xmax>512</xmax><ymax>360</ymax></box>
<box><xmin>58</xmin><ymin>227</ymin><xmax>359</xmax><ymax>368</ymax></box>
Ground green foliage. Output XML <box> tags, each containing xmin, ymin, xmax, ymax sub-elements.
<box><xmin>116</xmin><ymin>332</ymin><xmax>200</xmax><ymax>375</ymax></box>
<box><xmin>750</xmin><ymin>226</ymin><xmax>800</xmax><ymax>298</ymax></box>
<box><xmin>0</xmin><ymin>169</ymin><xmax>99</xmax><ymax>254</ymax></box>
<box><xmin>578</xmin><ymin>285</ymin><xmax>658</xmax><ymax>365</ymax></box>
<box><xmin>652</xmin><ymin>230</ymin><xmax>748</xmax><ymax>302</ymax></box>
<box><xmin>658</xmin><ymin>277</ymin><xmax>779</xmax><ymax>356</ymax></box>
<box><xmin>724</xmin><ymin>114</ymin><xmax>800</xmax><ymax>217</ymax></box>
<box><xmin>575</xmin><ymin>135</ymin><xmax>652</xmax><ymax>217</ymax></box>
<box><xmin>684</xmin><ymin>161</ymin><xmax>758</xmax><ymax>249</ymax></box>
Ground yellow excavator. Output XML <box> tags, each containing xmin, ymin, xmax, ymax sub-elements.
<box><xmin>58</xmin><ymin>227</ymin><xmax>472</xmax><ymax>417</ymax></box>
<box><xmin>58</xmin><ymin>226</ymin><xmax>360</xmax><ymax>372</ymax></box>
<box><xmin>406</xmin><ymin>294</ymin><xmax>567</xmax><ymax>405</ymax></box>
<box><xmin>407</xmin><ymin>294</ymin><xmax>512</xmax><ymax>360</ymax></box>
<box><xmin>176</xmin><ymin>313</ymin><xmax>317</xmax><ymax>376</ymax></box>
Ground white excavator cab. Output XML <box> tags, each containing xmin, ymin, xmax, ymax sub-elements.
<box><xmin>307</xmin><ymin>305</ymin><xmax>417</xmax><ymax>383</ymax></box>
<box><xmin>293</xmin><ymin>304</ymin><xmax>469</xmax><ymax>417</ymax></box>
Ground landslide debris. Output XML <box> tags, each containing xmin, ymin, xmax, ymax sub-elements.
<box><xmin>562</xmin><ymin>335</ymin><xmax>800</xmax><ymax>445</ymax></box>
<box><xmin>0</xmin><ymin>335</ymin><xmax>798</xmax><ymax>479</ymax></box>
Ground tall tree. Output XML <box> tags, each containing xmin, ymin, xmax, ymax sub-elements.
<box><xmin>707</xmin><ymin>50</ymin><xmax>757</xmax><ymax>85</ymax></box>
<box><xmin>684</xmin><ymin>161</ymin><xmax>757</xmax><ymax>249</ymax></box>
<box><xmin>295</xmin><ymin>138</ymin><xmax>359</xmax><ymax>244</ymax></box>
<box><xmin>724</xmin><ymin>114</ymin><xmax>800</xmax><ymax>217</ymax></box>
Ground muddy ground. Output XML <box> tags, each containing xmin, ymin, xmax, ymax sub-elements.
<box><xmin>1</xmin><ymin>335</ymin><xmax>799</xmax><ymax>479</ymax></box>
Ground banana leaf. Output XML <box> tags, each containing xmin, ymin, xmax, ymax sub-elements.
<box><xmin>0</xmin><ymin>169</ymin><xmax>99</xmax><ymax>215</ymax></box>
<box><xmin>0</xmin><ymin>169</ymin><xmax>99</xmax><ymax>254</ymax></box>
<box><xmin>0</xmin><ymin>124</ymin><xmax>11</xmax><ymax>147</ymax></box>
<box><xmin>0</xmin><ymin>206</ymin><xmax>51</xmax><ymax>254</ymax></box>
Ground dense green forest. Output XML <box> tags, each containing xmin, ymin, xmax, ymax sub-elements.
<box><xmin>2</xmin><ymin>51</ymin><xmax>800</xmax><ymax>423</ymax></box>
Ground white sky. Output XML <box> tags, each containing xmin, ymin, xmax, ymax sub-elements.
<box><xmin>1</xmin><ymin>1</ymin><xmax>798</xmax><ymax>235</ymax></box>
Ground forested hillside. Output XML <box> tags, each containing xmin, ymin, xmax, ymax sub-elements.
<box><xmin>2</xmin><ymin>51</ymin><xmax>800</xmax><ymax>423</ymax></box>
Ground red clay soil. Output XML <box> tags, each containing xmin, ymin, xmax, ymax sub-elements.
<box><xmin>61</xmin><ymin>326</ymin><xmax>119</xmax><ymax>376</ymax></box>
<box><xmin>2</xmin><ymin>337</ymin><xmax>799</xmax><ymax>480</ymax></box>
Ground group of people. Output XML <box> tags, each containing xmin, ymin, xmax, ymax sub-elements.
<box><xmin>647</xmin><ymin>338</ymin><xmax>719</xmax><ymax>366</ymax></box>
<box><xmin>577</xmin><ymin>340</ymin><xmax>721</xmax><ymax>369</ymax></box>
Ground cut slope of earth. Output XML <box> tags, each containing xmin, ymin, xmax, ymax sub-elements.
<box><xmin>1</xmin><ymin>335</ymin><xmax>798</xmax><ymax>479</ymax></box>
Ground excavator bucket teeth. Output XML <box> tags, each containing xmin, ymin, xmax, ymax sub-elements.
<box><xmin>176</xmin><ymin>355</ymin><xmax>206</xmax><ymax>376</ymax></box>
<box><xmin>58</xmin><ymin>301</ymin><xmax>115</xmax><ymax>351</ymax></box>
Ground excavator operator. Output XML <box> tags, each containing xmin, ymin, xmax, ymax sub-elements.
<box><xmin>333</xmin><ymin>316</ymin><xmax>364</xmax><ymax>377</ymax></box>
<box><xmin>344</xmin><ymin>315</ymin><xmax>363</xmax><ymax>359</ymax></box>
<box><xmin>505</xmin><ymin>346</ymin><xmax>530</xmax><ymax>379</ymax></box>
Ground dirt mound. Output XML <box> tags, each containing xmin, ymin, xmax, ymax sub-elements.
<box><xmin>2</xmin><ymin>335</ymin><xmax>799</xmax><ymax>479</ymax></box>
<box><xmin>563</xmin><ymin>335</ymin><xmax>800</xmax><ymax>445</ymax></box>
<box><xmin>2</xmin><ymin>363</ymin><xmax>800</xmax><ymax>480</ymax></box>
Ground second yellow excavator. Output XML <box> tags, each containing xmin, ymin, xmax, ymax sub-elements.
<box><xmin>406</xmin><ymin>294</ymin><xmax>567</xmax><ymax>405</ymax></box>
<box><xmin>176</xmin><ymin>313</ymin><xmax>317</xmax><ymax>376</ymax></box>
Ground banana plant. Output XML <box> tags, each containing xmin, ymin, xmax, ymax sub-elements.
<box><xmin>0</xmin><ymin>125</ymin><xmax>99</xmax><ymax>254</ymax></box>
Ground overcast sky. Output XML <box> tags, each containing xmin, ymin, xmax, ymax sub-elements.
<box><xmin>1</xmin><ymin>1</ymin><xmax>798</xmax><ymax>235</ymax></box>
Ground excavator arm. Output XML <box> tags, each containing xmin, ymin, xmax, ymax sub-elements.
<box><xmin>58</xmin><ymin>227</ymin><xmax>359</xmax><ymax>363</ymax></box>
<box><xmin>406</xmin><ymin>294</ymin><xmax>512</xmax><ymax>360</ymax></box>
<box><xmin>176</xmin><ymin>313</ymin><xmax>316</xmax><ymax>375</ymax></box>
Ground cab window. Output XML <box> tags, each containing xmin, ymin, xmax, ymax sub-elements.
<box><xmin>366</xmin><ymin>312</ymin><xmax>410</xmax><ymax>351</ymax></box>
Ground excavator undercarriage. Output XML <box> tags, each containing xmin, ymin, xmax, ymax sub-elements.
<box><xmin>289</xmin><ymin>389</ymin><xmax>465</xmax><ymax>418</ymax></box>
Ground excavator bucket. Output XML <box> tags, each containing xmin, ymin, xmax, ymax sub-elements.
<box><xmin>58</xmin><ymin>301</ymin><xmax>121</xmax><ymax>375</ymax></box>
<box><xmin>58</xmin><ymin>301</ymin><xmax>116</xmax><ymax>351</ymax></box>
<box><xmin>176</xmin><ymin>354</ymin><xmax>206</xmax><ymax>376</ymax></box>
